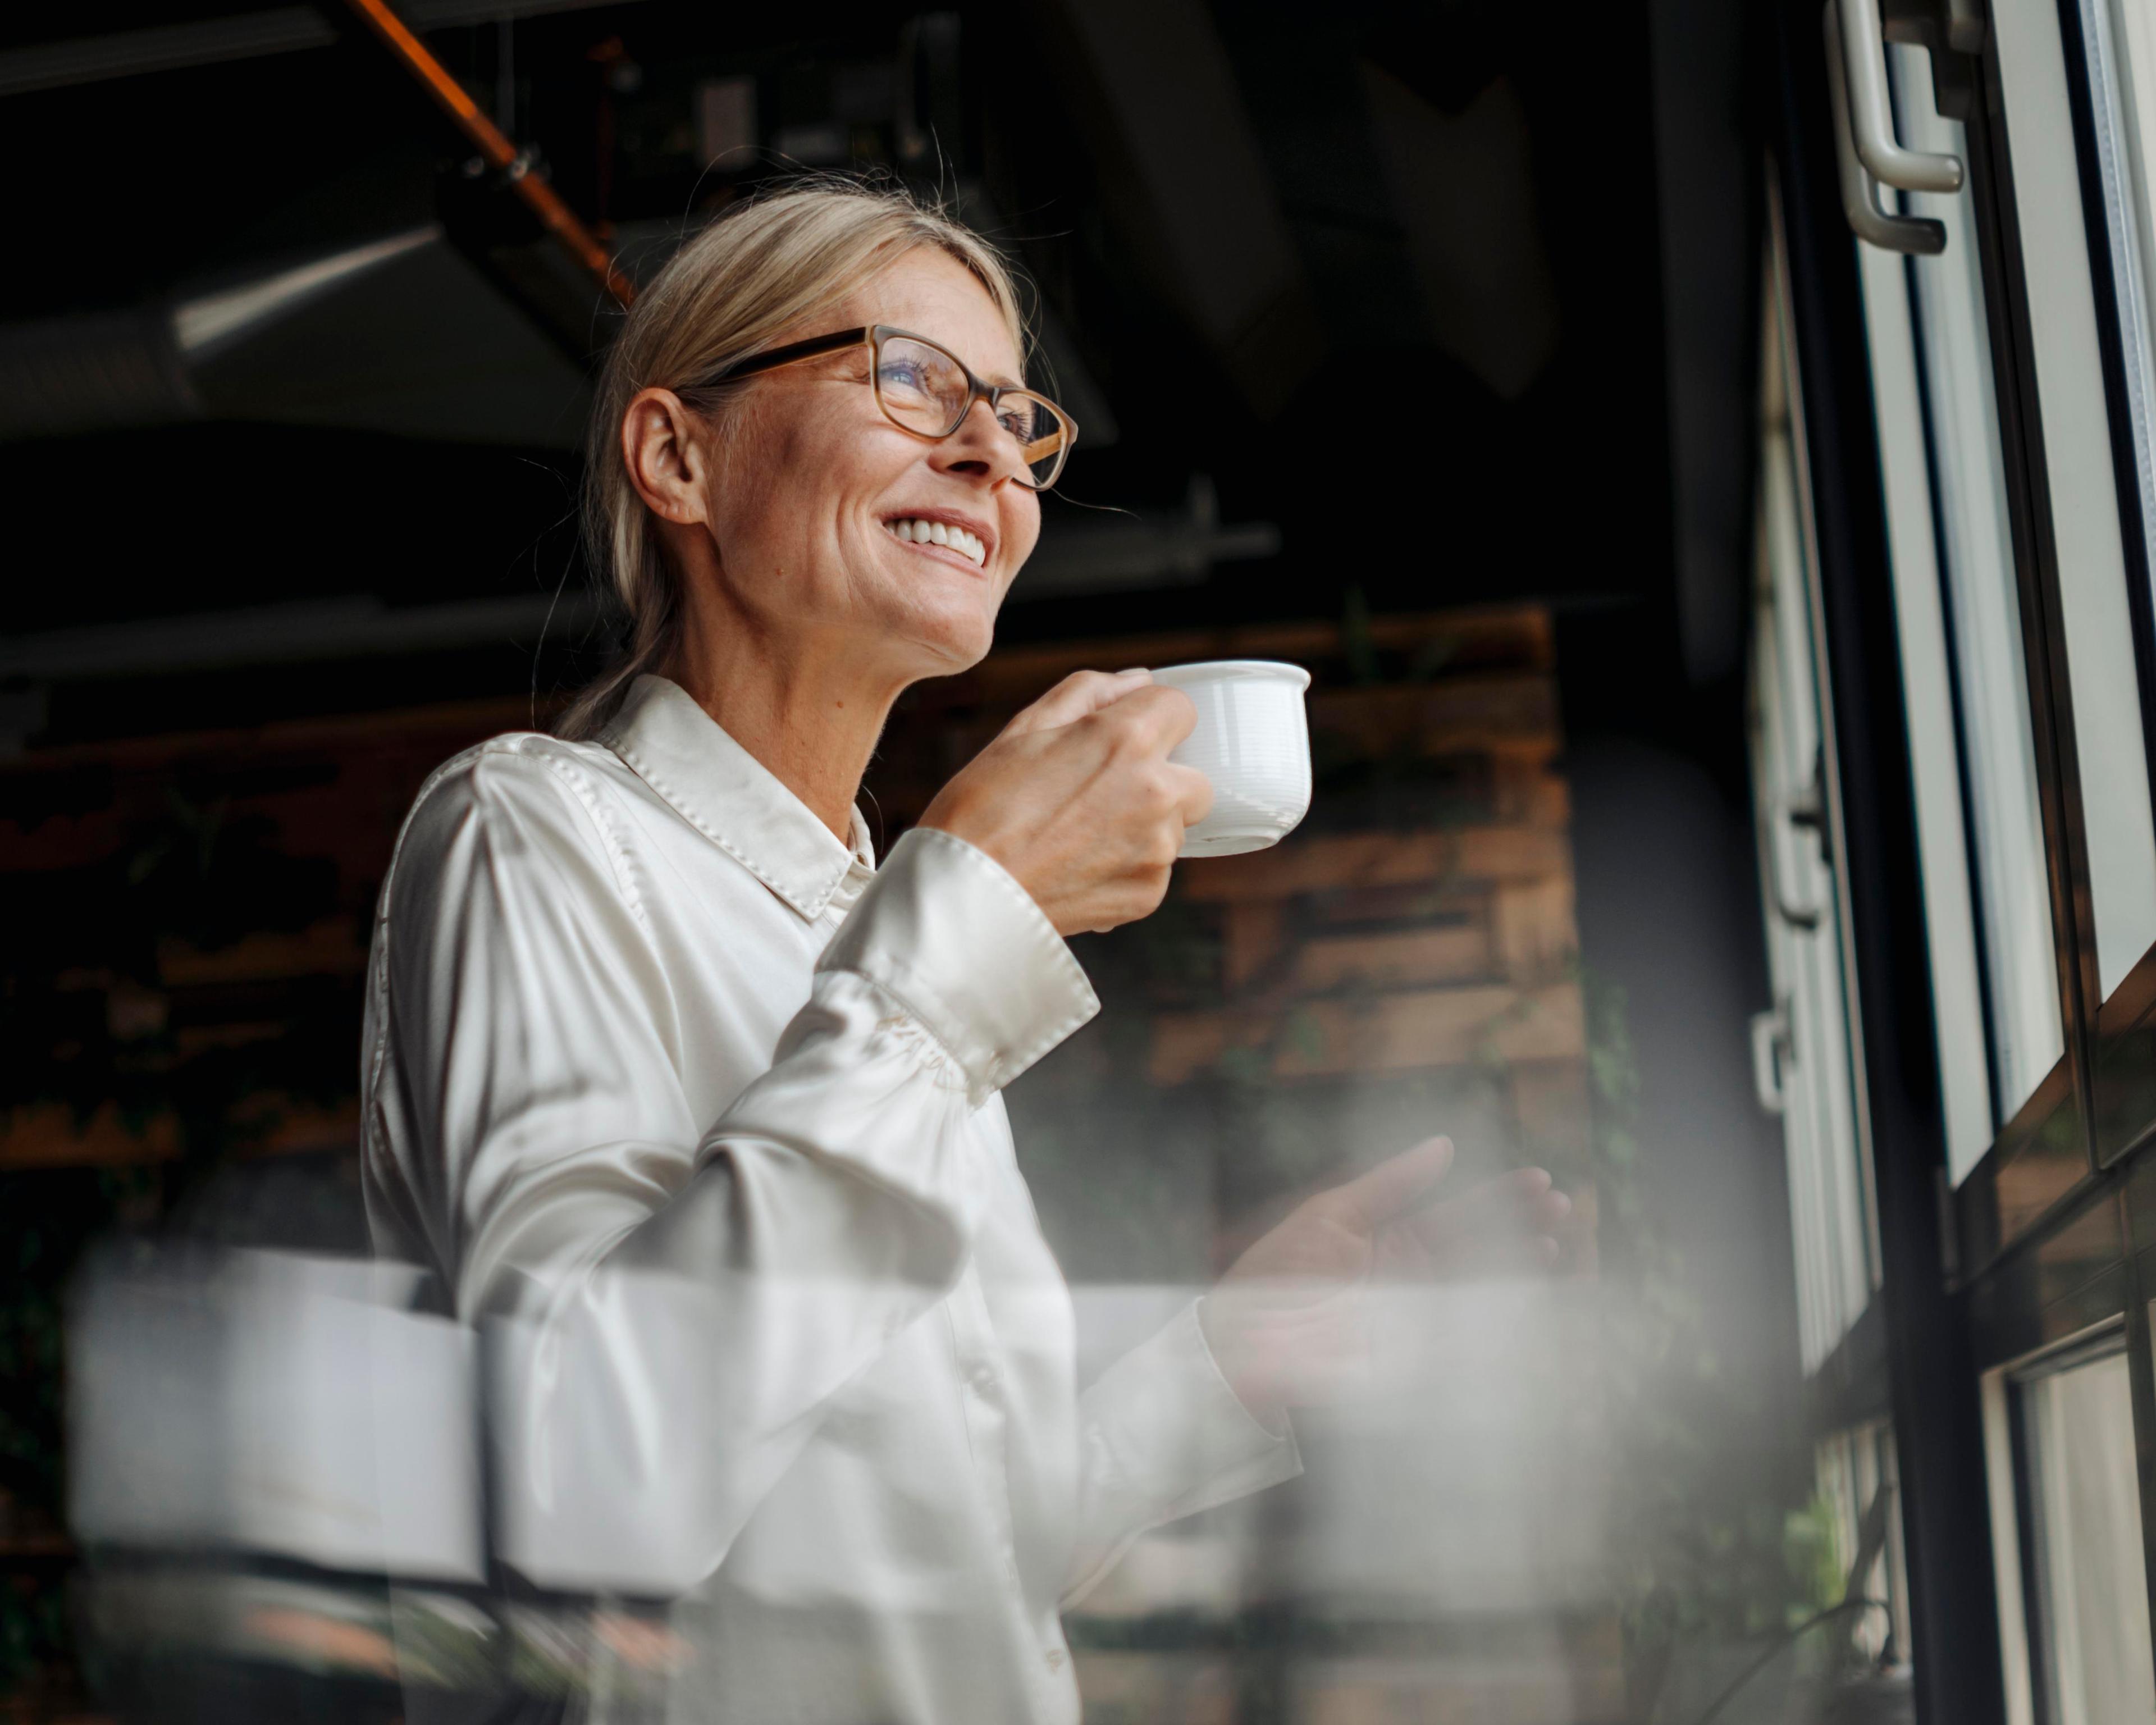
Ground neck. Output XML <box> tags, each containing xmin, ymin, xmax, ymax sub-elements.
<box><xmin>664</xmin><ymin>603</ymin><xmax>902</xmax><ymax>845</ymax></box>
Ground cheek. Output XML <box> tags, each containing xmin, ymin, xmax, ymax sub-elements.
<box><xmin>713</xmin><ymin>397</ymin><xmax>900</xmax><ymax>551</ymax></box>
<box><xmin>702</xmin><ymin>408</ymin><xmax>787</xmax><ymax>545</ymax></box>
<box><xmin>1001</xmin><ymin>496</ymin><xmax>1043</xmax><ymax>576</ymax></box>
<box><xmin>805</xmin><ymin>390</ymin><xmax>923</xmax><ymax>508</ymax></box>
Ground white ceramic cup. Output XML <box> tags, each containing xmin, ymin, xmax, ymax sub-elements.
<box><xmin>1149</xmin><ymin>660</ymin><xmax>1314</xmax><ymax>857</ymax></box>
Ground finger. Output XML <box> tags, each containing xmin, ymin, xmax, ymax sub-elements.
<box><xmin>1397</xmin><ymin>1170</ymin><xmax>1570</xmax><ymax>1274</ymax></box>
<box><xmin>1168</xmin><ymin>761</ymin><xmax>1214</xmax><ymax>828</ymax></box>
<box><xmin>1082</xmin><ymin>863</ymin><xmax>1177</xmax><ymax>934</ymax></box>
<box><xmin>1325</xmin><ymin>1138</ymin><xmax>1455</xmax><ymax>1231</ymax></box>
<box><xmin>1401</xmin><ymin>1169</ymin><xmax>1561</xmax><ymax>1251</ymax></box>
<box><xmin>1427</xmin><ymin>1166</ymin><xmax>1550</xmax><ymax>1212</ymax></box>
<box><xmin>1003</xmin><ymin>668</ymin><xmax>1152</xmax><ymax>738</ymax></box>
<box><xmin>1104</xmin><ymin>683</ymin><xmax>1199</xmax><ymax>750</ymax></box>
<box><xmin>1404</xmin><ymin>1224</ymin><xmax>1564</xmax><ymax>1279</ymax></box>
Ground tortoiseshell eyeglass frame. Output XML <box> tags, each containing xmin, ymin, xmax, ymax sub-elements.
<box><xmin>696</xmin><ymin>324</ymin><xmax>1077</xmax><ymax>491</ymax></box>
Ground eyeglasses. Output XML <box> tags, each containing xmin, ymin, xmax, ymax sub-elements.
<box><xmin>700</xmin><ymin>324</ymin><xmax>1077</xmax><ymax>491</ymax></box>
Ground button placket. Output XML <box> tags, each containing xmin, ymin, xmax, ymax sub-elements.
<box><xmin>948</xmin><ymin>1267</ymin><xmax>1020</xmax><ymax>1567</ymax></box>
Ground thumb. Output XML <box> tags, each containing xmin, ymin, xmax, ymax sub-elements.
<box><xmin>1002</xmin><ymin>667</ymin><xmax>1152</xmax><ymax>738</ymax></box>
<box><xmin>1326</xmin><ymin>1137</ymin><xmax>1455</xmax><ymax>1231</ymax></box>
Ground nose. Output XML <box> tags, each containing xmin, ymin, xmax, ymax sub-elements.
<box><xmin>931</xmin><ymin>395</ymin><xmax>1022</xmax><ymax>486</ymax></box>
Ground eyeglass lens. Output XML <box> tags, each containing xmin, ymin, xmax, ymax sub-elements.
<box><xmin>873</xmin><ymin>334</ymin><xmax>1070</xmax><ymax>489</ymax></box>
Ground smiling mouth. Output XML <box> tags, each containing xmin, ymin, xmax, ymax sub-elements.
<box><xmin>883</xmin><ymin>516</ymin><xmax>987</xmax><ymax>568</ymax></box>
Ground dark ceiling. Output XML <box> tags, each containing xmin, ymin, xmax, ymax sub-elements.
<box><xmin>0</xmin><ymin>0</ymin><xmax>1698</xmax><ymax>746</ymax></box>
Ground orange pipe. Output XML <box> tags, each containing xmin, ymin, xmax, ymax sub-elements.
<box><xmin>339</xmin><ymin>0</ymin><xmax>637</xmax><ymax>309</ymax></box>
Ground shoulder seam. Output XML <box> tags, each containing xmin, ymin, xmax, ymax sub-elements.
<box><xmin>364</xmin><ymin>738</ymin><xmax>500</xmax><ymax>1117</ymax></box>
<box><xmin>526</xmin><ymin>748</ymin><xmax>652</xmax><ymax>936</ymax></box>
<box><xmin>362</xmin><ymin>736</ymin><xmax>650</xmax><ymax>1118</ymax></box>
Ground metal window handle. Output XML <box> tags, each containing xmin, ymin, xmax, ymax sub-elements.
<box><xmin>1752</xmin><ymin>1004</ymin><xmax>1793</xmax><ymax>1115</ymax></box>
<box><xmin>1836</xmin><ymin>0</ymin><xmax>1964</xmax><ymax>192</ymax></box>
<box><xmin>1775</xmin><ymin>889</ymin><xmax>1824</xmax><ymax>932</ymax></box>
<box><xmin>1938</xmin><ymin>0</ymin><xmax>1986</xmax><ymax>57</ymax></box>
<box><xmin>1825</xmin><ymin>1</ymin><xmax>1948</xmax><ymax>255</ymax></box>
<box><xmin>1767</xmin><ymin>756</ymin><xmax>1833</xmax><ymax>929</ymax></box>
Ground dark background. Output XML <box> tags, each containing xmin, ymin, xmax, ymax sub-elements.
<box><xmin>2</xmin><ymin>0</ymin><xmax>1721</xmax><ymax>735</ymax></box>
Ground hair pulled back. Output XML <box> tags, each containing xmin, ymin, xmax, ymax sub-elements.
<box><xmin>558</xmin><ymin>179</ymin><xmax>1026</xmax><ymax>740</ymax></box>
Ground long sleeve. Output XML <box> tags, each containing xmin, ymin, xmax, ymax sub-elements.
<box><xmin>1062</xmin><ymin>1301</ymin><xmax>1303</xmax><ymax>1607</ymax></box>
<box><xmin>363</xmin><ymin>742</ymin><xmax>1097</xmax><ymax>1596</ymax></box>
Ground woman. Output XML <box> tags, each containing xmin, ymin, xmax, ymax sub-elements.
<box><xmin>362</xmin><ymin>181</ymin><xmax>1566</xmax><ymax>1724</ymax></box>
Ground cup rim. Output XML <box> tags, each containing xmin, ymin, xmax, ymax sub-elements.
<box><xmin>1147</xmin><ymin>659</ymin><xmax>1313</xmax><ymax>691</ymax></box>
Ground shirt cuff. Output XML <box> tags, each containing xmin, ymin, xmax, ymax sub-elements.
<box><xmin>1089</xmin><ymin>1300</ymin><xmax>1304</xmax><ymax>1526</ymax></box>
<box><xmin>816</xmin><ymin>826</ymin><xmax>1100</xmax><ymax>1105</ymax></box>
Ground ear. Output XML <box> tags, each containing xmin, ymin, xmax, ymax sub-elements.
<box><xmin>621</xmin><ymin>387</ymin><xmax>714</xmax><ymax>526</ymax></box>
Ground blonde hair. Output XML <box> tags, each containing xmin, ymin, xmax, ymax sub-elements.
<box><xmin>556</xmin><ymin>179</ymin><xmax>1029</xmax><ymax>740</ymax></box>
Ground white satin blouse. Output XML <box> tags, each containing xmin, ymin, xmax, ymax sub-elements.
<box><xmin>360</xmin><ymin>673</ymin><xmax>1299</xmax><ymax>1724</ymax></box>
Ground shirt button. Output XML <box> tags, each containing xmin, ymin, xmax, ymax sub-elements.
<box><xmin>969</xmin><ymin>1364</ymin><xmax>997</xmax><ymax>1394</ymax></box>
<box><xmin>1045</xmin><ymin>1649</ymin><xmax>1066</xmax><ymax>1673</ymax></box>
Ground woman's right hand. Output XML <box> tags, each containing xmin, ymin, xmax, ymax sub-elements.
<box><xmin>919</xmin><ymin>670</ymin><xmax>1213</xmax><ymax>935</ymax></box>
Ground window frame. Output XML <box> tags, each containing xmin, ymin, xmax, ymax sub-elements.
<box><xmin>1767</xmin><ymin>0</ymin><xmax>2156</xmax><ymax>1716</ymax></box>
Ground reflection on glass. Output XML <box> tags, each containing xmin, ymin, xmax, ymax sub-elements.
<box><xmin>1816</xmin><ymin>1421</ymin><xmax>1911</xmax><ymax>1667</ymax></box>
<box><xmin>1891</xmin><ymin>46</ymin><xmax>2066</xmax><ymax>1123</ymax></box>
<box><xmin>2020</xmin><ymin>1345</ymin><xmax>2156</xmax><ymax>1725</ymax></box>
<box><xmin>1988</xmin><ymin>1081</ymin><xmax>2093</xmax><ymax>1252</ymax></box>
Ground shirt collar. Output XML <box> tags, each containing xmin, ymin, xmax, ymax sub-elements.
<box><xmin>599</xmin><ymin>674</ymin><xmax>875</xmax><ymax>921</ymax></box>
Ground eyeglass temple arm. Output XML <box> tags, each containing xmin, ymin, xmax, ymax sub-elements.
<box><xmin>711</xmin><ymin>327</ymin><xmax>873</xmax><ymax>384</ymax></box>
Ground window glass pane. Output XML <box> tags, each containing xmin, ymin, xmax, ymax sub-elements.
<box><xmin>1851</xmin><ymin>80</ymin><xmax>1997</xmax><ymax>1183</ymax></box>
<box><xmin>1752</xmin><ymin>265</ymin><xmax>1878</xmax><ymax>1363</ymax></box>
<box><xmin>2082</xmin><ymin>0</ymin><xmax>2156</xmax><ymax>998</ymax></box>
<box><xmin>1994</xmin><ymin>0</ymin><xmax>2156</xmax><ymax>1001</ymax></box>
<box><xmin>2022</xmin><ymin>1347</ymin><xmax>2155</xmax><ymax>1725</ymax></box>
<box><xmin>2081</xmin><ymin>0</ymin><xmax>2156</xmax><ymax>569</ymax></box>
<box><xmin>1890</xmin><ymin>45</ymin><xmax>2068</xmax><ymax>1125</ymax></box>
<box><xmin>1816</xmin><ymin>1421</ymin><xmax>1912</xmax><ymax>1667</ymax></box>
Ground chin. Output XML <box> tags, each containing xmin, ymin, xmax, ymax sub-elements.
<box><xmin>905</xmin><ymin>602</ymin><xmax>999</xmax><ymax>674</ymax></box>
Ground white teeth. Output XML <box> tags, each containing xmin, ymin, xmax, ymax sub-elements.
<box><xmin>884</xmin><ymin>518</ymin><xmax>986</xmax><ymax>566</ymax></box>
